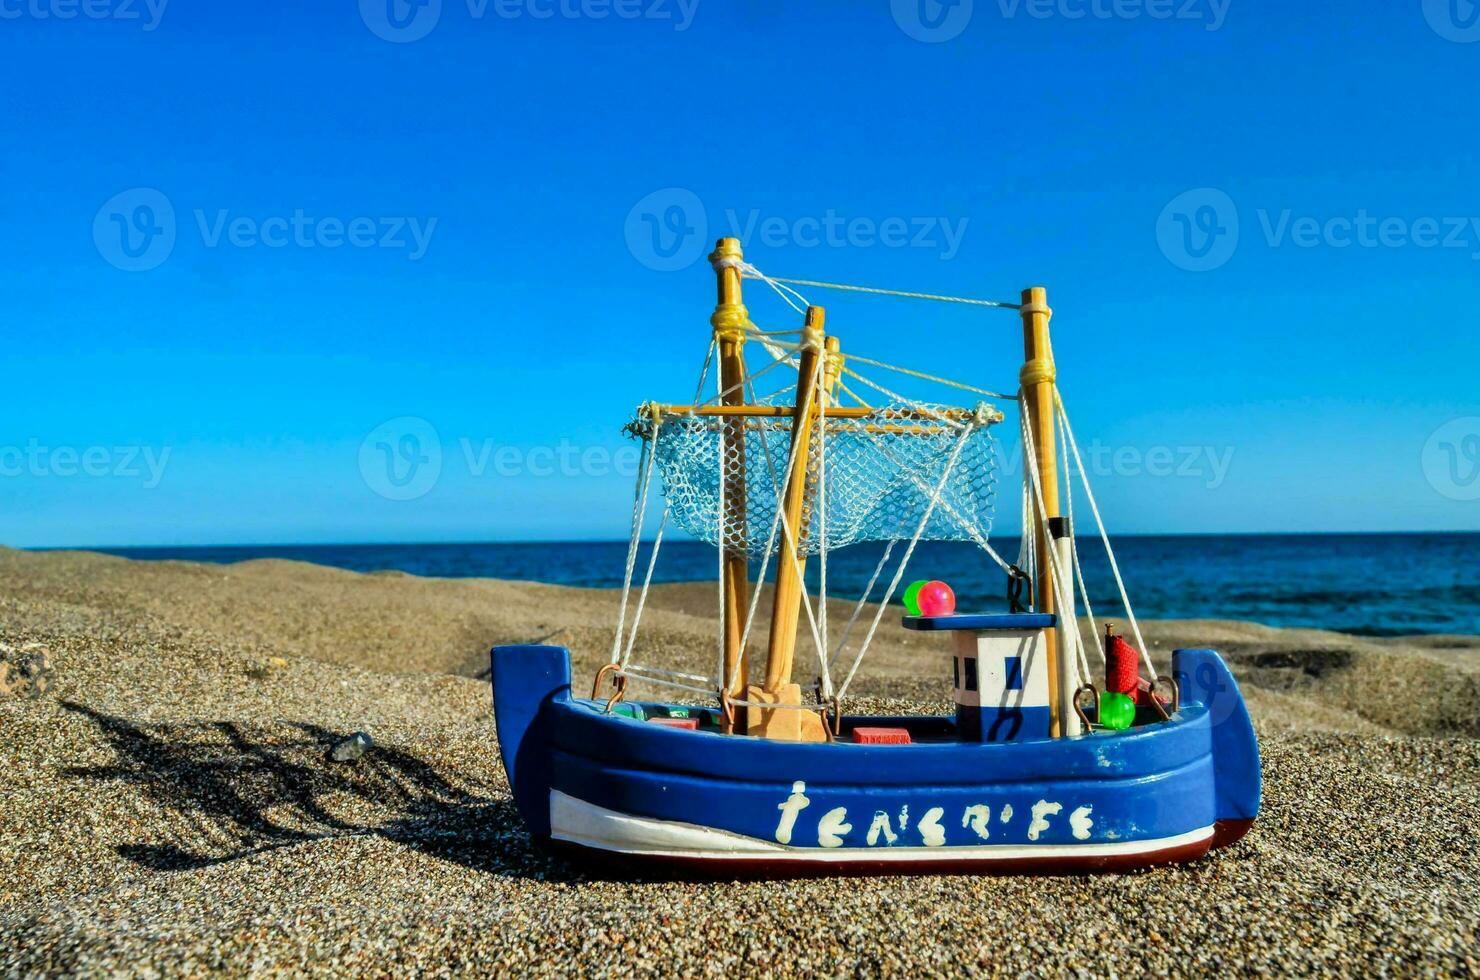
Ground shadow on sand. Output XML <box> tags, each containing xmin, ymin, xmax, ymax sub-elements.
<box><xmin>60</xmin><ymin>701</ymin><xmax>584</xmax><ymax>881</ymax></box>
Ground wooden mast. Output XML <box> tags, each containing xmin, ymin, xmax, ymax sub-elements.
<box><xmin>710</xmin><ymin>238</ymin><xmax>751</xmax><ymax>728</ymax></box>
<box><xmin>749</xmin><ymin>306</ymin><xmax>830</xmax><ymax>741</ymax></box>
<box><xmin>1019</xmin><ymin>286</ymin><xmax>1064</xmax><ymax>737</ymax></box>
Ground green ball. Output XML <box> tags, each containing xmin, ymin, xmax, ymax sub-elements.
<box><xmin>1098</xmin><ymin>691</ymin><xmax>1136</xmax><ymax>731</ymax></box>
<box><xmin>903</xmin><ymin>580</ymin><xmax>930</xmax><ymax>616</ymax></box>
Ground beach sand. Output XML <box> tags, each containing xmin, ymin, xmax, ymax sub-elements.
<box><xmin>1</xmin><ymin>546</ymin><xmax>1477</xmax><ymax>975</ymax></box>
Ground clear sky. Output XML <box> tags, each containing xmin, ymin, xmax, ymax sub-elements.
<box><xmin>2</xmin><ymin>0</ymin><xmax>1478</xmax><ymax>548</ymax></box>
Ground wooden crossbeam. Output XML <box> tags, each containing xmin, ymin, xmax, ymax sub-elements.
<box><xmin>651</xmin><ymin>404</ymin><xmax>1004</xmax><ymax>424</ymax></box>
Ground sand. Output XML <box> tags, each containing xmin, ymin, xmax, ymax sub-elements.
<box><xmin>1</xmin><ymin>546</ymin><xmax>1477</xmax><ymax>975</ymax></box>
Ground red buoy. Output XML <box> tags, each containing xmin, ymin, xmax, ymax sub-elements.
<box><xmin>1106</xmin><ymin>631</ymin><xmax>1140</xmax><ymax>697</ymax></box>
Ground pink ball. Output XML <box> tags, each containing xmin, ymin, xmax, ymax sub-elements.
<box><xmin>916</xmin><ymin>580</ymin><xmax>956</xmax><ymax>616</ymax></box>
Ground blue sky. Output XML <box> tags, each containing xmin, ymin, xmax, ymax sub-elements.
<box><xmin>2</xmin><ymin>0</ymin><xmax>1478</xmax><ymax>547</ymax></box>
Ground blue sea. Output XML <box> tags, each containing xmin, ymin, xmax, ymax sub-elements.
<box><xmin>88</xmin><ymin>533</ymin><xmax>1479</xmax><ymax>638</ymax></box>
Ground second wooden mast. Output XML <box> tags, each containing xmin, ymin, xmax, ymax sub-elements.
<box><xmin>1019</xmin><ymin>286</ymin><xmax>1069</xmax><ymax>738</ymax></box>
<box><xmin>709</xmin><ymin>238</ymin><xmax>752</xmax><ymax>731</ymax></box>
<box><xmin>749</xmin><ymin>305</ymin><xmax>834</xmax><ymax>742</ymax></box>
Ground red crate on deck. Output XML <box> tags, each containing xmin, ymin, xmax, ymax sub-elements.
<box><xmin>647</xmin><ymin>717</ymin><xmax>699</xmax><ymax>730</ymax></box>
<box><xmin>851</xmin><ymin>726</ymin><xmax>912</xmax><ymax>745</ymax></box>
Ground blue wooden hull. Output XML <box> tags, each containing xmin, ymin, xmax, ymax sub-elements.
<box><xmin>490</xmin><ymin>646</ymin><xmax>1260</xmax><ymax>876</ymax></box>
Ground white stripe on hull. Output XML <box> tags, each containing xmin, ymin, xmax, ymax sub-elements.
<box><xmin>549</xmin><ymin>790</ymin><xmax>1214</xmax><ymax>864</ymax></box>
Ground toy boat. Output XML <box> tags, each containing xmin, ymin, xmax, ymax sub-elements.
<box><xmin>492</xmin><ymin>239</ymin><xmax>1260</xmax><ymax>876</ymax></box>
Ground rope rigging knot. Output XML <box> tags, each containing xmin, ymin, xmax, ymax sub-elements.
<box><xmin>710</xmin><ymin>303</ymin><xmax>750</xmax><ymax>343</ymax></box>
<box><xmin>1019</xmin><ymin>358</ymin><xmax>1057</xmax><ymax>387</ymax></box>
<box><xmin>709</xmin><ymin>239</ymin><xmax>744</xmax><ymax>271</ymax></box>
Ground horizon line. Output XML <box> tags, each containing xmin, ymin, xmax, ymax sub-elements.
<box><xmin>20</xmin><ymin>528</ymin><xmax>1480</xmax><ymax>552</ymax></box>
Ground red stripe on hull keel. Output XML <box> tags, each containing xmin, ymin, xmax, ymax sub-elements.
<box><xmin>540</xmin><ymin>827</ymin><xmax>1246</xmax><ymax>881</ymax></box>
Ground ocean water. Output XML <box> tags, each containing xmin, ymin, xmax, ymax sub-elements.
<box><xmin>89</xmin><ymin>533</ymin><xmax>1479</xmax><ymax>637</ymax></box>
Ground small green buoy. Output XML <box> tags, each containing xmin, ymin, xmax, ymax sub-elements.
<box><xmin>903</xmin><ymin>579</ymin><xmax>930</xmax><ymax>616</ymax></box>
<box><xmin>1098</xmin><ymin>691</ymin><xmax>1136</xmax><ymax>731</ymax></box>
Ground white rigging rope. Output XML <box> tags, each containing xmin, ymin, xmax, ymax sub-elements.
<box><xmin>620</xmin><ymin>260</ymin><xmax>1148</xmax><ymax>715</ymax></box>
<box><xmin>610</xmin><ymin>420</ymin><xmax>662</xmax><ymax>668</ymax></box>
<box><xmin>825</xmin><ymin>533</ymin><xmax>904</xmax><ymax>676</ymax></box>
<box><xmin>814</xmin><ymin>368</ymin><xmax>834</xmax><ymax>699</ymax></box>
<box><xmin>713</xmin><ymin>350</ymin><xmax>731</xmax><ymax>691</ymax></box>
<box><xmin>618</xmin><ymin>507</ymin><xmax>668</xmax><ymax>670</ymax></box>
<box><xmin>741</xmin><ymin>262</ymin><xmax>811</xmax><ymax>315</ymax></box>
<box><xmin>722</xmin><ymin>350</ymin><xmax>827</xmax><ymax>696</ymax></box>
<box><xmin>740</xmin><ymin>271</ymin><xmax>1022</xmax><ymax>311</ymax></box>
<box><xmin>767</xmin><ymin>353</ymin><xmax>831</xmax><ymax>682</ymax></box>
<box><xmin>841</xmin><ymin>367</ymin><xmax>968</xmax><ymax>430</ymax></box>
<box><xmin>834</xmin><ymin>418</ymin><xmax>979</xmax><ymax>702</ymax></box>
<box><xmin>1018</xmin><ymin>393</ymin><xmax>1092</xmax><ymax>688</ymax></box>
<box><xmin>853</xmin><ymin>416</ymin><xmax>1015</xmax><ymax>577</ymax></box>
<box><xmin>693</xmin><ymin>342</ymin><xmax>793</xmax><ymax>409</ymax></box>
<box><xmin>1054</xmin><ymin>390</ymin><xmax>1157</xmax><ymax>681</ymax></box>
<box><xmin>1058</xmin><ymin>411</ymin><xmax>1104</xmax><ymax>665</ymax></box>
<box><xmin>691</xmin><ymin>339</ymin><xmax>716</xmax><ymax>406</ymax></box>
<box><xmin>841</xmin><ymin>352</ymin><xmax>1014</xmax><ymax>401</ymax></box>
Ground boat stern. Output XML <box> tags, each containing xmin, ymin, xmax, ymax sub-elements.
<box><xmin>490</xmin><ymin>644</ymin><xmax>573</xmax><ymax>837</ymax></box>
<box><xmin>1173</xmin><ymin>647</ymin><xmax>1261</xmax><ymax>847</ymax></box>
